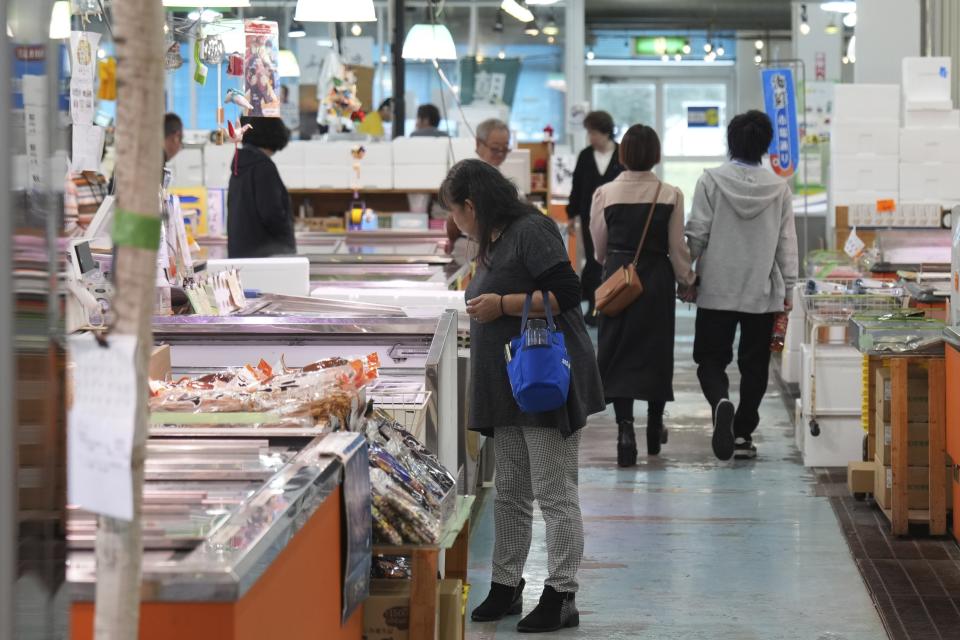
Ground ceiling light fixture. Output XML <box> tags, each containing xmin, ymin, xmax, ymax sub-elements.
<box><xmin>674</xmin><ymin>53</ymin><xmax>682</xmax><ymax>62</ymax></box>
<box><xmin>49</xmin><ymin>1</ymin><xmax>71</xmax><ymax>39</ymax></box>
<box><xmin>820</xmin><ymin>1</ymin><xmax>856</xmax><ymax>13</ymax></box>
<box><xmin>295</xmin><ymin>0</ymin><xmax>376</xmax><ymax>23</ymax></box>
<box><xmin>843</xmin><ymin>11</ymin><xmax>857</xmax><ymax>27</ymax></box>
<box><xmin>825</xmin><ymin>17</ymin><xmax>840</xmax><ymax>34</ymax></box>
<box><xmin>547</xmin><ymin>35</ymin><xmax>556</xmax><ymax>44</ymax></box>
<box><xmin>800</xmin><ymin>3</ymin><xmax>811</xmax><ymax>34</ymax></box>
<box><xmin>524</xmin><ymin>21</ymin><xmax>540</xmax><ymax>36</ymax></box>
<box><xmin>493</xmin><ymin>9</ymin><xmax>504</xmax><ymax>32</ymax></box>
<box><xmin>842</xmin><ymin>56</ymin><xmax>850</xmax><ymax>64</ymax></box>
<box><xmin>476</xmin><ymin>54</ymin><xmax>485</xmax><ymax>63</ymax></box>
<box><xmin>682</xmin><ymin>39</ymin><xmax>691</xmax><ymax>55</ymax></box>
<box><xmin>288</xmin><ymin>20</ymin><xmax>306</xmax><ymax>38</ymax></box>
<box><xmin>704</xmin><ymin>41</ymin><xmax>713</xmax><ymax>53</ymax></box>
<box><xmin>351</xmin><ymin>22</ymin><xmax>362</xmax><ymax>36</ymax></box>
<box><xmin>501</xmin><ymin>0</ymin><xmax>534</xmax><ymax>23</ymax></box>
<box><xmin>498</xmin><ymin>49</ymin><xmax>506</xmax><ymax>59</ymax></box>
<box><xmin>754</xmin><ymin>39</ymin><xmax>764</xmax><ymax>50</ymax></box>
<box><xmin>716</xmin><ymin>43</ymin><xmax>725</xmax><ymax>57</ymax></box>
<box><xmin>661</xmin><ymin>54</ymin><xmax>669</xmax><ymax>62</ymax></box>
<box><xmin>586</xmin><ymin>49</ymin><xmax>595</xmax><ymax>60</ymax></box>
<box><xmin>542</xmin><ymin>16</ymin><xmax>559</xmax><ymax>36</ymax></box>
<box><xmin>847</xmin><ymin>34</ymin><xmax>856</xmax><ymax>62</ymax></box>
<box><xmin>402</xmin><ymin>23</ymin><xmax>457</xmax><ymax>60</ymax></box>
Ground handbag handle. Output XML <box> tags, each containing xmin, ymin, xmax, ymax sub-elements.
<box><xmin>631</xmin><ymin>182</ymin><xmax>663</xmax><ymax>267</ymax></box>
<box><xmin>520</xmin><ymin>290</ymin><xmax>557</xmax><ymax>332</ymax></box>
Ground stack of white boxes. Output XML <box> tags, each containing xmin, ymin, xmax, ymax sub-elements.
<box><xmin>391</xmin><ymin>137</ymin><xmax>451</xmax><ymax>190</ymax></box>
<box><xmin>830</xmin><ymin>84</ymin><xmax>900</xmax><ymax>227</ymax></box>
<box><xmin>899</xmin><ymin>57</ymin><xmax>960</xmax><ymax>219</ymax></box>
<box><xmin>779</xmin><ymin>284</ymin><xmax>806</xmax><ymax>386</ymax></box>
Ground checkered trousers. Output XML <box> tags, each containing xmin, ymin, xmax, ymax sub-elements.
<box><xmin>492</xmin><ymin>426</ymin><xmax>583</xmax><ymax>593</ymax></box>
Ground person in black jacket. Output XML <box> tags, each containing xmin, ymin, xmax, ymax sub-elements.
<box><xmin>227</xmin><ymin>116</ymin><xmax>296</xmax><ymax>258</ymax></box>
<box><xmin>567</xmin><ymin>111</ymin><xmax>623</xmax><ymax>325</ymax></box>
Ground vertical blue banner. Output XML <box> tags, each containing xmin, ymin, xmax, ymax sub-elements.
<box><xmin>761</xmin><ymin>67</ymin><xmax>800</xmax><ymax>178</ymax></box>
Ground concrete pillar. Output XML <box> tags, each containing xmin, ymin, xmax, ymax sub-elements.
<box><xmin>564</xmin><ymin>0</ymin><xmax>585</xmax><ymax>148</ymax></box>
<box><xmin>856</xmin><ymin>0</ymin><xmax>921</xmax><ymax>83</ymax></box>
<box><xmin>928</xmin><ymin>0</ymin><xmax>960</xmax><ymax>103</ymax></box>
<box><xmin>736</xmin><ymin>36</ymin><xmax>763</xmax><ymax>113</ymax></box>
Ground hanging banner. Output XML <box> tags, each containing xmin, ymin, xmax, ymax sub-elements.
<box><xmin>243</xmin><ymin>20</ymin><xmax>281</xmax><ymax>117</ymax></box>
<box><xmin>761</xmin><ymin>68</ymin><xmax>800</xmax><ymax>178</ymax></box>
<box><xmin>459</xmin><ymin>58</ymin><xmax>521</xmax><ymax>107</ymax></box>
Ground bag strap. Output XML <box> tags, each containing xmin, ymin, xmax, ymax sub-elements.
<box><xmin>520</xmin><ymin>292</ymin><xmax>533</xmax><ymax>331</ymax></box>
<box><xmin>632</xmin><ymin>181</ymin><xmax>663</xmax><ymax>266</ymax></box>
<box><xmin>519</xmin><ymin>291</ymin><xmax>557</xmax><ymax>332</ymax></box>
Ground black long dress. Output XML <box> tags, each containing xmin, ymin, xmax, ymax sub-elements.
<box><xmin>594</xmin><ymin>183</ymin><xmax>687</xmax><ymax>402</ymax></box>
<box><xmin>567</xmin><ymin>145</ymin><xmax>623</xmax><ymax>305</ymax></box>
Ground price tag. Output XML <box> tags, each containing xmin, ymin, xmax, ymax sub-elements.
<box><xmin>876</xmin><ymin>199</ymin><xmax>896</xmax><ymax>213</ymax></box>
<box><xmin>844</xmin><ymin>228</ymin><xmax>866</xmax><ymax>258</ymax></box>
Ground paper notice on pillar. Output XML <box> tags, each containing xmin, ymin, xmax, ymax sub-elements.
<box><xmin>71</xmin><ymin>124</ymin><xmax>104</xmax><ymax>172</ymax></box>
<box><xmin>67</xmin><ymin>333</ymin><xmax>139</xmax><ymax>521</ymax></box>
<box><xmin>70</xmin><ymin>32</ymin><xmax>100</xmax><ymax>81</ymax></box>
<box><xmin>70</xmin><ymin>76</ymin><xmax>96</xmax><ymax>125</ymax></box>
<box><xmin>23</xmin><ymin>76</ymin><xmax>49</xmax><ymax>191</ymax></box>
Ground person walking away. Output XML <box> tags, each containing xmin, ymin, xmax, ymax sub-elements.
<box><xmin>410</xmin><ymin>103</ymin><xmax>448</xmax><ymax>137</ymax></box>
<box><xmin>441</xmin><ymin>159</ymin><xmax>604</xmax><ymax>633</ymax></box>
<box><xmin>685</xmin><ymin>110</ymin><xmax>799</xmax><ymax>461</ymax></box>
<box><xmin>590</xmin><ymin>124</ymin><xmax>696</xmax><ymax>465</ymax></box>
<box><xmin>568</xmin><ymin>111</ymin><xmax>623</xmax><ymax>325</ymax></box>
<box><xmin>227</xmin><ymin>116</ymin><xmax>297</xmax><ymax>258</ymax></box>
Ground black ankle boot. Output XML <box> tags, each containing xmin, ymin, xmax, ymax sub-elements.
<box><xmin>517</xmin><ymin>585</ymin><xmax>579</xmax><ymax>633</ymax></box>
<box><xmin>471</xmin><ymin>578</ymin><xmax>525</xmax><ymax>622</ymax></box>
<box><xmin>647</xmin><ymin>413</ymin><xmax>668</xmax><ymax>456</ymax></box>
<box><xmin>617</xmin><ymin>419</ymin><xmax>637</xmax><ymax>467</ymax></box>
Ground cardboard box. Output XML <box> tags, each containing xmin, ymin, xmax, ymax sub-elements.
<box><xmin>873</xmin><ymin>460</ymin><xmax>952</xmax><ymax>510</ymax></box>
<box><xmin>902</xmin><ymin>57</ymin><xmax>952</xmax><ymax>102</ymax></box>
<box><xmin>365</xmin><ymin>580</ymin><xmax>410</xmax><ymax>640</ymax></box>
<box><xmin>876</xmin><ymin>367</ymin><xmax>929</xmax><ymax>423</ymax></box>
<box><xmin>834</xmin><ymin>84</ymin><xmax>901</xmax><ymax>123</ymax></box>
<box><xmin>900</xmin><ymin>128</ymin><xmax>960</xmax><ymax>163</ymax></box>
<box><xmin>876</xmin><ymin>422</ymin><xmax>931</xmax><ymax>466</ymax></box>
<box><xmin>438</xmin><ymin>579</ymin><xmax>464</xmax><ymax>640</ymax></box>
<box><xmin>831</xmin><ymin>123</ymin><xmax>901</xmax><ymax>156</ymax></box>
<box><xmin>848</xmin><ymin>461</ymin><xmax>875</xmax><ymax>494</ymax></box>
<box><xmin>150</xmin><ymin>345</ymin><xmax>171</xmax><ymax>382</ymax></box>
<box><xmin>831</xmin><ymin>155</ymin><xmax>899</xmax><ymax>192</ymax></box>
<box><xmin>905</xmin><ymin>109</ymin><xmax>960</xmax><ymax>129</ymax></box>
<box><xmin>900</xmin><ymin>162</ymin><xmax>960</xmax><ymax>203</ymax></box>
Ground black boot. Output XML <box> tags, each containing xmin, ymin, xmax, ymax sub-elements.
<box><xmin>617</xmin><ymin>419</ymin><xmax>637</xmax><ymax>467</ymax></box>
<box><xmin>647</xmin><ymin>413</ymin><xmax>668</xmax><ymax>456</ymax></box>
<box><xmin>517</xmin><ymin>585</ymin><xmax>579</xmax><ymax>633</ymax></box>
<box><xmin>471</xmin><ymin>578</ymin><xmax>525</xmax><ymax>622</ymax></box>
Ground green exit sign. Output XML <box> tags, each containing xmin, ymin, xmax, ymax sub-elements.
<box><xmin>634</xmin><ymin>36</ymin><xmax>686</xmax><ymax>56</ymax></box>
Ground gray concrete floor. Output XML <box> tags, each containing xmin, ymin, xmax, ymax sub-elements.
<box><xmin>465</xmin><ymin>306</ymin><xmax>886</xmax><ymax>639</ymax></box>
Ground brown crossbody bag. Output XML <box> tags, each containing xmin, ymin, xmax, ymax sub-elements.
<box><xmin>594</xmin><ymin>182</ymin><xmax>662</xmax><ymax>317</ymax></box>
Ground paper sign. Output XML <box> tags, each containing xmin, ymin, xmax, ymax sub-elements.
<box><xmin>70</xmin><ymin>31</ymin><xmax>100</xmax><ymax>81</ymax></box>
<box><xmin>876</xmin><ymin>199</ymin><xmax>896</xmax><ymax>213</ymax></box>
<box><xmin>70</xmin><ymin>76</ymin><xmax>95</xmax><ymax>125</ymax></box>
<box><xmin>844</xmin><ymin>228</ymin><xmax>866</xmax><ymax>259</ymax></box>
<box><xmin>23</xmin><ymin>75</ymin><xmax>48</xmax><ymax>191</ymax></box>
<box><xmin>244</xmin><ymin>20</ymin><xmax>281</xmax><ymax>117</ymax></box>
<box><xmin>68</xmin><ymin>333</ymin><xmax>138</xmax><ymax>521</ymax></box>
<box><xmin>71</xmin><ymin>123</ymin><xmax>104</xmax><ymax>172</ymax></box>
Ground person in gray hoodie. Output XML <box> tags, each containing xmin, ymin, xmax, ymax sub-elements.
<box><xmin>685</xmin><ymin>110</ymin><xmax>799</xmax><ymax>462</ymax></box>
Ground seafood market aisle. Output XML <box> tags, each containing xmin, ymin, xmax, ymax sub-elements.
<box><xmin>465</xmin><ymin>306</ymin><xmax>885</xmax><ymax>639</ymax></box>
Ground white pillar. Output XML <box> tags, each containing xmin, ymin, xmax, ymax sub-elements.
<box><xmin>564</xmin><ymin>0</ymin><xmax>586</xmax><ymax>148</ymax></box>
<box><xmin>468</xmin><ymin>3</ymin><xmax>478</xmax><ymax>58</ymax></box>
<box><xmin>856</xmin><ymin>0</ymin><xmax>921</xmax><ymax>83</ymax></box>
<box><xmin>735</xmin><ymin>36</ymin><xmax>763</xmax><ymax>113</ymax></box>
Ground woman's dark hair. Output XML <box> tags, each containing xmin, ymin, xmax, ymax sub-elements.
<box><xmin>582</xmin><ymin>110</ymin><xmax>615</xmax><ymax>138</ymax></box>
<box><xmin>619</xmin><ymin>124</ymin><xmax>661</xmax><ymax>171</ymax></box>
<box><xmin>727</xmin><ymin>110</ymin><xmax>773</xmax><ymax>164</ymax></box>
<box><xmin>439</xmin><ymin>159</ymin><xmax>539</xmax><ymax>266</ymax></box>
<box><xmin>417</xmin><ymin>104</ymin><xmax>442</xmax><ymax>127</ymax></box>
<box><xmin>240</xmin><ymin>116</ymin><xmax>290</xmax><ymax>152</ymax></box>
<box><xmin>378</xmin><ymin>97</ymin><xmax>394</xmax><ymax>112</ymax></box>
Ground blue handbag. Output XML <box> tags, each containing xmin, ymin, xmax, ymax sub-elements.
<box><xmin>505</xmin><ymin>291</ymin><xmax>572</xmax><ymax>414</ymax></box>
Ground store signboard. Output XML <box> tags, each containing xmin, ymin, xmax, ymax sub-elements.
<box><xmin>634</xmin><ymin>36</ymin><xmax>685</xmax><ymax>56</ymax></box>
<box><xmin>459</xmin><ymin>58</ymin><xmax>521</xmax><ymax>107</ymax></box>
<box><xmin>687</xmin><ymin>105</ymin><xmax>721</xmax><ymax>128</ymax></box>
<box><xmin>761</xmin><ymin>67</ymin><xmax>800</xmax><ymax>178</ymax></box>
<box><xmin>244</xmin><ymin>20</ymin><xmax>281</xmax><ymax>117</ymax></box>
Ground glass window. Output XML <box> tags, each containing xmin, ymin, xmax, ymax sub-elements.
<box><xmin>662</xmin><ymin>159</ymin><xmax>721</xmax><ymax>214</ymax></box>
<box><xmin>590</xmin><ymin>83</ymin><xmax>656</xmax><ymax>139</ymax></box>
<box><xmin>663</xmin><ymin>83</ymin><xmax>727</xmax><ymax>157</ymax></box>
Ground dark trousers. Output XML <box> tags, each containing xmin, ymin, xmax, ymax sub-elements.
<box><xmin>693</xmin><ymin>308</ymin><xmax>776</xmax><ymax>439</ymax></box>
<box><xmin>580</xmin><ymin>217</ymin><xmax>602</xmax><ymax>308</ymax></box>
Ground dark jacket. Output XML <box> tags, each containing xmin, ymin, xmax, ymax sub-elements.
<box><xmin>566</xmin><ymin>144</ymin><xmax>623</xmax><ymax>221</ymax></box>
<box><xmin>227</xmin><ymin>146</ymin><xmax>296</xmax><ymax>259</ymax></box>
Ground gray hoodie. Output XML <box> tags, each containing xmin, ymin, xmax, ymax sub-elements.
<box><xmin>685</xmin><ymin>162</ymin><xmax>799</xmax><ymax>314</ymax></box>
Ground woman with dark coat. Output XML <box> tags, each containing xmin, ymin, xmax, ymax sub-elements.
<box><xmin>442</xmin><ymin>159</ymin><xmax>604</xmax><ymax>633</ymax></box>
<box><xmin>227</xmin><ymin>116</ymin><xmax>296</xmax><ymax>258</ymax></box>
<box><xmin>567</xmin><ymin>111</ymin><xmax>623</xmax><ymax>324</ymax></box>
<box><xmin>590</xmin><ymin>124</ymin><xmax>696</xmax><ymax>465</ymax></box>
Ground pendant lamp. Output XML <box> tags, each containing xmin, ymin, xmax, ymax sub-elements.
<box><xmin>402</xmin><ymin>23</ymin><xmax>457</xmax><ymax>60</ymax></box>
<box><xmin>295</xmin><ymin>0</ymin><xmax>376</xmax><ymax>23</ymax></box>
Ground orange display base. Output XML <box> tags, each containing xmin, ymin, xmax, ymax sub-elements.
<box><xmin>71</xmin><ymin>485</ymin><xmax>363</xmax><ymax>640</ymax></box>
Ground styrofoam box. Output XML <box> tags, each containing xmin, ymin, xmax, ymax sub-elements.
<box><xmin>899</xmin><ymin>128</ymin><xmax>960</xmax><ymax>163</ymax></box>
<box><xmin>207</xmin><ymin>257</ymin><xmax>310</xmax><ymax>297</ymax></box>
<box><xmin>902</xmin><ymin>57</ymin><xmax>952</xmax><ymax>102</ymax></box>
<box><xmin>832</xmin><ymin>189</ymin><xmax>899</xmax><ymax>207</ymax></box>
<box><xmin>848</xmin><ymin>202</ymin><xmax>941</xmax><ymax>228</ymax></box>
<box><xmin>204</xmin><ymin>144</ymin><xmax>236</xmax><ymax>189</ymax></box>
<box><xmin>448</xmin><ymin>137</ymin><xmax>479</xmax><ymax>165</ymax></box>
<box><xmin>354</xmin><ymin>164</ymin><xmax>394</xmax><ymax>190</ymax></box>
<box><xmin>900</xmin><ymin>162</ymin><xmax>960</xmax><ymax>202</ymax></box>
<box><xmin>904</xmin><ymin>109</ymin><xmax>960</xmax><ymax>129</ymax></box>
<box><xmin>272</xmin><ymin>140</ymin><xmax>308</xmax><ymax>168</ymax></box>
<box><xmin>833</xmin><ymin>84</ymin><xmax>900</xmax><ymax>123</ymax></box>
<box><xmin>276</xmin><ymin>165</ymin><xmax>306</xmax><ymax>190</ymax></box>
<box><xmin>301</xmin><ymin>165</ymin><xmax>352</xmax><ymax>189</ymax></box>
<box><xmin>831</xmin><ymin>123</ymin><xmax>900</xmax><ymax>156</ymax></box>
<box><xmin>904</xmin><ymin>99</ymin><xmax>954</xmax><ymax>111</ymax></box>
<box><xmin>392</xmin><ymin>137</ymin><xmax>452</xmax><ymax>166</ymax></box>
<box><xmin>802</xmin><ymin>414</ymin><xmax>865</xmax><ymax>467</ymax></box>
<box><xmin>901</xmin><ymin>202</ymin><xmax>950</xmax><ymax>225</ymax></box>
<box><xmin>785</xmin><ymin>313</ymin><xmax>803</xmax><ymax>352</ymax></box>
<box><xmin>800</xmin><ymin>343</ymin><xmax>863</xmax><ymax>416</ymax></box>
<box><xmin>394</xmin><ymin>163</ymin><xmax>448</xmax><ymax>190</ymax></box>
<box><xmin>303</xmin><ymin>141</ymin><xmax>392</xmax><ymax>166</ymax></box>
<box><xmin>831</xmin><ymin>155</ymin><xmax>899</xmax><ymax>192</ymax></box>
<box><xmin>781</xmin><ymin>347</ymin><xmax>801</xmax><ymax>386</ymax></box>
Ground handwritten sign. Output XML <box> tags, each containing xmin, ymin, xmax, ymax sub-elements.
<box><xmin>68</xmin><ymin>333</ymin><xmax>138</xmax><ymax>521</ymax></box>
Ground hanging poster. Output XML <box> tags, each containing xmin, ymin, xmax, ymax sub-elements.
<box><xmin>761</xmin><ymin>68</ymin><xmax>800</xmax><ymax>178</ymax></box>
<box><xmin>459</xmin><ymin>58</ymin><xmax>521</xmax><ymax>106</ymax></box>
<box><xmin>70</xmin><ymin>31</ymin><xmax>99</xmax><ymax>125</ymax></box>
<box><xmin>243</xmin><ymin>20</ymin><xmax>281</xmax><ymax>117</ymax></box>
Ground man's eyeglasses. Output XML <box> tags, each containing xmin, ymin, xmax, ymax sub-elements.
<box><xmin>479</xmin><ymin>140</ymin><xmax>511</xmax><ymax>156</ymax></box>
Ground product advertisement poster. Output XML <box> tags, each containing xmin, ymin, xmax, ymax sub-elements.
<box><xmin>761</xmin><ymin>67</ymin><xmax>800</xmax><ymax>178</ymax></box>
<box><xmin>243</xmin><ymin>20</ymin><xmax>280</xmax><ymax>117</ymax></box>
